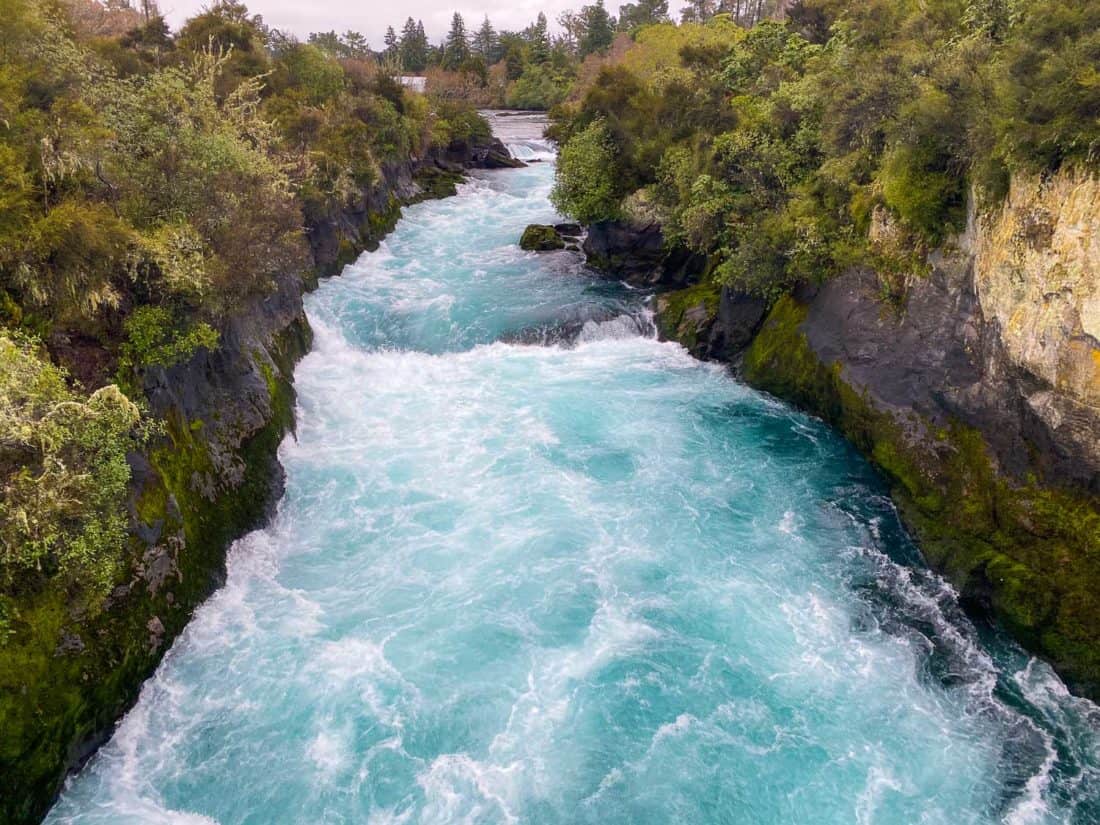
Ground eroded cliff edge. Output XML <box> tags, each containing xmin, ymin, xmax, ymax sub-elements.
<box><xmin>650</xmin><ymin>169</ymin><xmax>1100</xmax><ymax>699</ymax></box>
<box><xmin>0</xmin><ymin>133</ymin><xmax>516</xmax><ymax>825</ymax></box>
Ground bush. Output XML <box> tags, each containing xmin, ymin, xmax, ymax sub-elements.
<box><xmin>506</xmin><ymin>63</ymin><xmax>572</xmax><ymax>110</ymax></box>
<box><xmin>0</xmin><ymin>332</ymin><xmax>141</xmax><ymax>603</ymax></box>
<box><xmin>994</xmin><ymin>0</ymin><xmax>1100</xmax><ymax>169</ymax></box>
<box><xmin>551</xmin><ymin>119</ymin><xmax>622</xmax><ymax>223</ymax></box>
<box><xmin>879</xmin><ymin>142</ymin><xmax>966</xmax><ymax>242</ymax></box>
<box><xmin>120</xmin><ymin>305</ymin><xmax>219</xmax><ymax>370</ymax></box>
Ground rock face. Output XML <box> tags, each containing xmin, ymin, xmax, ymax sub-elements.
<box><xmin>656</xmin><ymin>283</ymin><xmax>767</xmax><ymax>361</ymax></box>
<box><xmin>307</xmin><ymin>133</ymin><xmax>517</xmax><ymax>279</ymax></box>
<box><xmin>972</xmin><ymin>171</ymin><xmax>1100</xmax><ymax>484</ymax></box>
<box><xmin>0</xmin><ymin>132</ymin><xmax>512</xmax><ymax>825</ymax></box>
<box><xmin>654</xmin><ymin>169</ymin><xmax>1100</xmax><ymax>700</ymax></box>
<box><xmin>583</xmin><ymin>219</ymin><xmax>706</xmax><ymax>288</ymax></box>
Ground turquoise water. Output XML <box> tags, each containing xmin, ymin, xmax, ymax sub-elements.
<box><xmin>48</xmin><ymin>116</ymin><xmax>1100</xmax><ymax>824</ymax></box>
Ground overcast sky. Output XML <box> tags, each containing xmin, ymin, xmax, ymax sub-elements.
<box><xmin>159</xmin><ymin>1</ymin><xmax>692</xmax><ymax>46</ymax></box>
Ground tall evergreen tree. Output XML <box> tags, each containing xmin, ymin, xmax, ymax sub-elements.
<box><xmin>618</xmin><ymin>0</ymin><xmax>670</xmax><ymax>31</ymax></box>
<box><xmin>472</xmin><ymin>16</ymin><xmax>498</xmax><ymax>62</ymax></box>
<box><xmin>443</xmin><ymin>12</ymin><xmax>470</xmax><ymax>70</ymax></box>
<box><xmin>527</xmin><ymin>12</ymin><xmax>551</xmax><ymax>64</ymax></box>
<box><xmin>399</xmin><ymin>17</ymin><xmax>428</xmax><ymax>72</ymax></box>
<box><xmin>383</xmin><ymin>25</ymin><xmax>398</xmax><ymax>56</ymax></box>
<box><xmin>680</xmin><ymin>0</ymin><xmax>718</xmax><ymax>22</ymax></box>
<box><xmin>579</xmin><ymin>1</ymin><xmax>616</xmax><ymax>56</ymax></box>
<box><xmin>342</xmin><ymin>30</ymin><xmax>369</xmax><ymax>59</ymax></box>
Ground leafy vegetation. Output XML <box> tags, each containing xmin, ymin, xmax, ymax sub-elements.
<box><xmin>0</xmin><ymin>332</ymin><xmax>142</xmax><ymax>603</ymax></box>
<box><xmin>382</xmin><ymin>2</ymin><xmax>698</xmax><ymax>110</ymax></box>
<box><xmin>551</xmin><ymin>0</ymin><xmax>1100</xmax><ymax>297</ymax></box>
<box><xmin>0</xmin><ymin>0</ymin><xmax>489</xmax><ymax>616</ymax></box>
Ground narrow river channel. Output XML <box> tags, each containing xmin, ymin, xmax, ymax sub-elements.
<box><xmin>47</xmin><ymin>113</ymin><xmax>1099</xmax><ymax>825</ymax></box>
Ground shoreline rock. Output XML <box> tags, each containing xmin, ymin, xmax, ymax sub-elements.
<box><xmin>649</xmin><ymin>170</ymin><xmax>1100</xmax><ymax>701</ymax></box>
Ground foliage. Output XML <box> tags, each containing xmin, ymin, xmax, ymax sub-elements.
<box><xmin>0</xmin><ymin>332</ymin><xmax>141</xmax><ymax>603</ymax></box>
<box><xmin>550</xmin><ymin>119</ymin><xmax>622</xmax><ymax>223</ymax></box>
<box><xmin>506</xmin><ymin>62</ymin><xmax>574</xmax><ymax>110</ymax></box>
<box><xmin>0</xmin><ymin>0</ymin><xmax>491</xmax><ymax>617</ymax></box>
<box><xmin>119</xmin><ymin>306</ymin><xmax>218</xmax><ymax>370</ymax></box>
<box><xmin>993</xmin><ymin>0</ymin><xmax>1100</xmax><ymax>169</ymax></box>
<box><xmin>551</xmin><ymin>0</ymin><xmax>1100</xmax><ymax>297</ymax></box>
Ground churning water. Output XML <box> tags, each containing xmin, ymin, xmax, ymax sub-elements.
<box><xmin>47</xmin><ymin>113</ymin><xmax>1100</xmax><ymax>824</ymax></box>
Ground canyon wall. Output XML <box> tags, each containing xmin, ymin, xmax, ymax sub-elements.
<box><xmin>648</xmin><ymin>169</ymin><xmax>1100</xmax><ymax>699</ymax></box>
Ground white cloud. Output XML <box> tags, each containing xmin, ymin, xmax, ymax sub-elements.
<box><xmin>158</xmin><ymin>1</ymin><xmax>690</xmax><ymax>45</ymax></box>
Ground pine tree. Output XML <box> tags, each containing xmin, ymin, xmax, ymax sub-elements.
<box><xmin>680</xmin><ymin>0</ymin><xmax>718</xmax><ymax>23</ymax></box>
<box><xmin>443</xmin><ymin>12</ymin><xmax>470</xmax><ymax>70</ymax></box>
<box><xmin>527</xmin><ymin>12</ymin><xmax>551</xmax><ymax>64</ymax></box>
<box><xmin>472</xmin><ymin>16</ymin><xmax>498</xmax><ymax>62</ymax></box>
<box><xmin>399</xmin><ymin>17</ymin><xmax>428</xmax><ymax>72</ymax></box>
<box><xmin>618</xmin><ymin>0</ymin><xmax>670</xmax><ymax>31</ymax></box>
<box><xmin>342</xmin><ymin>30</ymin><xmax>368</xmax><ymax>59</ymax></box>
<box><xmin>579</xmin><ymin>1</ymin><xmax>616</xmax><ymax>57</ymax></box>
<box><xmin>415</xmin><ymin>21</ymin><xmax>429</xmax><ymax>67</ymax></box>
<box><xmin>383</xmin><ymin>25</ymin><xmax>398</xmax><ymax>56</ymax></box>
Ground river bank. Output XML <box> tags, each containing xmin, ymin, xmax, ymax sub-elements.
<box><xmin>0</xmin><ymin>113</ymin><xmax>513</xmax><ymax>825</ymax></box>
<box><xmin>637</xmin><ymin>173</ymin><xmax>1100</xmax><ymax>703</ymax></box>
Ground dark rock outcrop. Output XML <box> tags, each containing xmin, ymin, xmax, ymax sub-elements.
<box><xmin>441</xmin><ymin>135</ymin><xmax>524</xmax><ymax>170</ymax></box>
<box><xmin>307</xmin><ymin>133</ymin><xmax>517</xmax><ymax>280</ymax></box>
<box><xmin>656</xmin><ymin>283</ymin><xmax>767</xmax><ymax>360</ymax></box>
<box><xmin>583</xmin><ymin>219</ymin><xmax>705</xmax><ymax>288</ymax></box>
<box><xmin>518</xmin><ymin>223</ymin><xmax>584</xmax><ymax>252</ymax></box>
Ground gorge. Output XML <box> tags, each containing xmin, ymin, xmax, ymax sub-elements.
<box><xmin>43</xmin><ymin>115</ymin><xmax>1100</xmax><ymax>825</ymax></box>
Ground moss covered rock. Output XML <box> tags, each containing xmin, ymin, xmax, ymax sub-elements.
<box><xmin>520</xmin><ymin>224</ymin><xmax>566</xmax><ymax>251</ymax></box>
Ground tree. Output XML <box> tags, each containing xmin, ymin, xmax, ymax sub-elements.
<box><xmin>384</xmin><ymin>25</ymin><xmax>398</xmax><ymax>56</ymax></box>
<box><xmin>472</xmin><ymin>16</ymin><xmax>498</xmax><ymax>62</ymax></box>
<box><xmin>551</xmin><ymin>119</ymin><xmax>622</xmax><ymax>222</ymax></box>
<box><xmin>443</xmin><ymin>12</ymin><xmax>470</xmax><ymax>70</ymax></box>
<box><xmin>175</xmin><ymin>0</ymin><xmax>270</xmax><ymax>94</ymax></box>
<box><xmin>579</xmin><ymin>1</ymin><xmax>617</xmax><ymax>57</ymax></box>
<box><xmin>342</xmin><ymin>30</ymin><xmax>369</xmax><ymax>59</ymax></box>
<box><xmin>527</xmin><ymin>12</ymin><xmax>552</xmax><ymax>63</ymax></box>
<box><xmin>399</xmin><ymin>17</ymin><xmax>428</xmax><ymax>72</ymax></box>
<box><xmin>558</xmin><ymin>11</ymin><xmax>585</xmax><ymax>54</ymax></box>
<box><xmin>308</xmin><ymin>30</ymin><xmax>342</xmax><ymax>55</ymax></box>
<box><xmin>680</xmin><ymin>0</ymin><xmax>717</xmax><ymax>22</ymax></box>
<box><xmin>618</xmin><ymin>0</ymin><xmax>670</xmax><ymax>32</ymax></box>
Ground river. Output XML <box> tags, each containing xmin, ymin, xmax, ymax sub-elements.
<box><xmin>46</xmin><ymin>113</ymin><xmax>1099</xmax><ymax>825</ymax></box>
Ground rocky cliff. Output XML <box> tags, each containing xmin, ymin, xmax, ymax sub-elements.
<box><xmin>647</xmin><ymin>170</ymin><xmax>1100</xmax><ymax>699</ymax></box>
<box><xmin>0</xmin><ymin>131</ymin><xmax>516</xmax><ymax>825</ymax></box>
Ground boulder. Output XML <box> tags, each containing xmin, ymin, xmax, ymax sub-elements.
<box><xmin>520</xmin><ymin>224</ymin><xmax>566</xmax><ymax>251</ymax></box>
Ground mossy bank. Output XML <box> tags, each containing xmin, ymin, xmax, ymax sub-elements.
<box><xmin>650</xmin><ymin>170</ymin><xmax>1100</xmax><ymax>700</ymax></box>
<box><xmin>0</xmin><ymin>128</ymin><xmax>513</xmax><ymax>825</ymax></box>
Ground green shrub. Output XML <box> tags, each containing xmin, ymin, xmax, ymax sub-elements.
<box><xmin>879</xmin><ymin>143</ymin><xmax>967</xmax><ymax>242</ymax></box>
<box><xmin>0</xmin><ymin>332</ymin><xmax>141</xmax><ymax>603</ymax></box>
<box><xmin>551</xmin><ymin>119</ymin><xmax>622</xmax><ymax>223</ymax></box>
<box><xmin>120</xmin><ymin>306</ymin><xmax>219</xmax><ymax>370</ymax></box>
<box><xmin>506</xmin><ymin>63</ymin><xmax>572</xmax><ymax>110</ymax></box>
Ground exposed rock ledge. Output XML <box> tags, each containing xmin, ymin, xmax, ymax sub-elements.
<box><xmin>641</xmin><ymin>170</ymin><xmax>1100</xmax><ymax>700</ymax></box>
